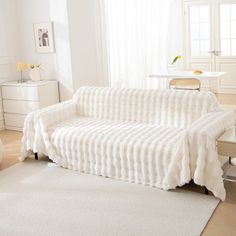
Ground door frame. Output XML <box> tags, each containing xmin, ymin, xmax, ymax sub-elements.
<box><xmin>183</xmin><ymin>0</ymin><xmax>217</xmax><ymax>91</ymax></box>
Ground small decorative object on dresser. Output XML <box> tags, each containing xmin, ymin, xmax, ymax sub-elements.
<box><xmin>28</xmin><ymin>64</ymin><xmax>41</xmax><ymax>81</ymax></box>
<box><xmin>16</xmin><ymin>61</ymin><xmax>28</xmax><ymax>83</ymax></box>
<box><xmin>1</xmin><ymin>80</ymin><xmax>59</xmax><ymax>131</ymax></box>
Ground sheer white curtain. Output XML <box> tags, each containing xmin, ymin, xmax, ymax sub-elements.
<box><xmin>100</xmin><ymin>0</ymin><xmax>179</xmax><ymax>89</ymax></box>
<box><xmin>166</xmin><ymin>0</ymin><xmax>183</xmax><ymax>65</ymax></box>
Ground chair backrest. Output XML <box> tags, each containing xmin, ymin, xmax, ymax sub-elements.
<box><xmin>73</xmin><ymin>87</ymin><xmax>220</xmax><ymax>128</ymax></box>
<box><xmin>169</xmin><ymin>78</ymin><xmax>201</xmax><ymax>91</ymax></box>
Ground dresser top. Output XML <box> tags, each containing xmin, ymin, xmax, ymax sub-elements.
<box><xmin>1</xmin><ymin>80</ymin><xmax>57</xmax><ymax>87</ymax></box>
<box><xmin>218</xmin><ymin>127</ymin><xmax>236</xmax><ymax>144</ymax></box>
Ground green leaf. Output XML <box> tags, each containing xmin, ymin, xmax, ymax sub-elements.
<box><xmin>172</xmin><ymin>56</ymin><xmax>182</xmax><ymax>64</ymax></box>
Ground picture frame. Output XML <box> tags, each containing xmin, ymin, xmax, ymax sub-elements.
<box><xmin>33</xmin><ymin>22</ymin><xmax>54</xmax><ymax>53</ymax></box>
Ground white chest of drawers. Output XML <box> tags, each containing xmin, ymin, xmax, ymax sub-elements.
<box><xmin>1</xmin><ymin>80</ymin><xmax>59</xmax><ymax>131</ymax></box>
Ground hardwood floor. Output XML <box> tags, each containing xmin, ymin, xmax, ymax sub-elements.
<box><xmin>0</xmin><ymin>130</ymin><xmax>21</xmax><ymax>170</ymax></box>
<box><xmin>0</xmin><ymin>129</ymin><xmax>236</xmax><ymax>235</ymax></box>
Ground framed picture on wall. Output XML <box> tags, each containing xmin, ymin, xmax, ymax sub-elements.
<box><xmin>34</xmin><ymin>22</ymin><xmax>54</xmax><ymax>53</ymax></box>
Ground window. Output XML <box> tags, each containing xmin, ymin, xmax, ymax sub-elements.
<box><xmin>189</xmin><ymin>5</ymin><xmax>210</xmax><ymax>57</ymax></box>
<box><xmin>220</xmin><ymin>4</ymin><xmax>236</xmax><ymax>56</ymax></box>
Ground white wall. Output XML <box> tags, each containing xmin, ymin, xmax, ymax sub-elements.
<box><xmin>0</xmin><ymin>0</ymin><xmax>18</xmax><ymax>83</ymax></box>
<box><xmin>50</xmin><ymin>0</ymin><xmax>74</xmax><ymax>100</ymax></box>
<box><xmin>15</xmin><ymin>0</ymin><xmax>57</xmax><ymax>80</ymax></box>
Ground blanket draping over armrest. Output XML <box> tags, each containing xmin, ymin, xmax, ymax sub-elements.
<box><xmin>21</xmin><ymin>100</ymin><xmax>77</xmax><ymax>159</ymax></box>
<box><xmin>187</xmin><ymin>110</ymin><xmax>235</xmax><ymax>200</ymax></box>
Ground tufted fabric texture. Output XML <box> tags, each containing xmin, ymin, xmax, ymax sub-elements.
<box><xmin>21</xmin><ymin>87</ymin><xmax>235</xmax><ymax>200</ymax></box>
<box><xmin>73</xmin><ymin>87</ymin><xmax>219</xmax><ymax>127</ymax></box>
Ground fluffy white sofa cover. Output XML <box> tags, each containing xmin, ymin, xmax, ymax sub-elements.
<box><xmin>21</xmin><ymin>87</ymin><xmax>235</xmax><ymax>200</ymax></box>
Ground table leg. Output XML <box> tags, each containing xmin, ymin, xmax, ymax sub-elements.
<box><xmin>34</xmin><ymin>153</ymin><xmax>38</xmax><ymax>160</ymax></box>
<box><xmin>229</xmin><ymin>156</ymin><xmax>232</xmax><ymax>165</ymax></box>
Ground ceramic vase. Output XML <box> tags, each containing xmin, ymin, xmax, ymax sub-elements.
<box><xmin>29</xmin><ymin>67</ymin><xmax>41</xmax><ymax>81</ymax></box>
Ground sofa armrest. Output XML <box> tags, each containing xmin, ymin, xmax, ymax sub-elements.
<box><xmin>37</xmin><ymin>100</ymin><xmax>77</xmax><ymax>128</ymax></box>
<box><xmin>187</xmin><ymin>110</ymin><xmax>235</xmax><ymax>200</ymax></box>
<box><xmin>21</xmin><ymin>100</ymin><xmax>77</xmax><ymax>159</ymax></box>
<box><xmin>190</xmin><ymin>110</ymin><xmax>235</xmax><ymax>141</ymax></box>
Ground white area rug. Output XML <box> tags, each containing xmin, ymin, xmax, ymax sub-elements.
<box><xmin>0</xmin><ymin>160</ymin><xmax>219</xmax><ymax>236</ymax></box>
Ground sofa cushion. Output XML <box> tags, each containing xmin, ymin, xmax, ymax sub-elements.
<box><xmin>50</xmin><ymin>116</ymin><xmax>186</xmax><ymax>186</ymax></box>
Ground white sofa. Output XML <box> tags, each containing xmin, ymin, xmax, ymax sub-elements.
<box><xmin>21</xmin><ymin>87</ymin><xmax>235</xmax><ymax>200</ymax></box>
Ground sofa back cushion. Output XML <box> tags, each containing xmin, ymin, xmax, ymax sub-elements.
<box><xmin>73</xmin><ymin>87</ymin><xmax>220</xmax><ymax>127</ymax></box>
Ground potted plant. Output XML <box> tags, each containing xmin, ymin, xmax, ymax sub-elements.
<box><xmin>167</xmin><ymin>55</ymin><xmax>182</xmax><ymax>72</ymax></box>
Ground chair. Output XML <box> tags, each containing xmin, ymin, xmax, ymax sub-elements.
<box><xmin>169</xmin><ymin>78</ymin><xmax>201</xmax><ymax>91</ymax></box>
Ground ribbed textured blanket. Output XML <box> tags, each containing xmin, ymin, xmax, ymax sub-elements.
<box><xmin>21</xmin><ymin>87</ymin><xmax>235</xmax><ymax>200</ymax></box>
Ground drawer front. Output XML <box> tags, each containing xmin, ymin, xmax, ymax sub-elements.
<box><xmin>3</xmin><ymin>100</ymin><xmax>39</xmax><ymax>114</ymax></box>
<box><xmin>2</xmin><ymin>86</ymin><xmax>39</xmax><ymax>101</ymax></box>
<box><xmin>4</xmin><ymin>113</ymin><xmax>26</xmax><ymax>128</ymax></box>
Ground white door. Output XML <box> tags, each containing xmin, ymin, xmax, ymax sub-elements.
<box><xmin>184</xmin><ymin>0</ymin><xmax>236</xmax><ymax>94</ymax></box>
<box><xmin>215</xmin><ymin>0</ymin><xmax>236</xmax><ymax>93</ymax></box>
